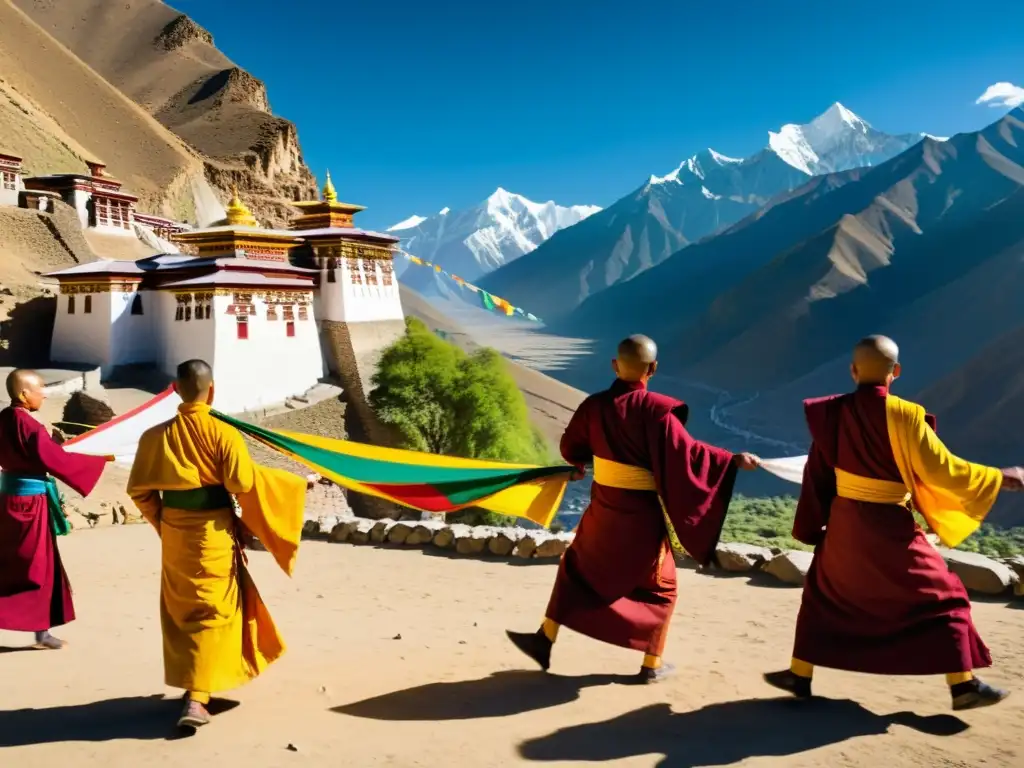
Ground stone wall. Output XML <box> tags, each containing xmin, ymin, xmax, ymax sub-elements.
<box><xmin>320</xmin><ymin>318</ymin><xmax>409</xmax><ymax>520</ymax></box>
<box><xmin>301</xmin><ymin>516</ymin><xmax>1024</xmax><ymax>600</ymax></box>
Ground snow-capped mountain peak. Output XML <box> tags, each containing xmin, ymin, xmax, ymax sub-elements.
<box><xmin>389</xmin><ymin>190</ymin><xmax>601</xmax><ymax>289</ymax></box>
<box><xmin>767</xmin><ymin>102</ymin><xmax>925</xmax><ymax>175</ymax></box>
<box><xmin>387</xmin><ymin>214</ymin><xmax>427</xmax><ymax>232</ymax></box>
<box><xmin>438</xmin><ymin>206</ymin><xmax>451</xmax><ymax>215</ymax></box>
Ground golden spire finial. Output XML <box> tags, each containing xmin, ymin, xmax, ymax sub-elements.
<box><xmin>225</xmin><ymin>184</ymin><xmax>257</xmax><ymax>227</ymax></box>
<box><xmin>323</xmin><ymin>170</ymin><xmax>338</xmax><ymax>203</ymax></box>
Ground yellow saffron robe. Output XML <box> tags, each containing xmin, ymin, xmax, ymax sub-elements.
<box><xmin>126</xmin><ymin>402</ymin><xmax>306</xmax><ymax>694</ymax></box>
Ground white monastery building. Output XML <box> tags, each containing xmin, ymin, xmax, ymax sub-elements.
<box><xmin>44</xmin><ymin>174</ymin><xmax>405</xmax><ymax>414</ymax></box>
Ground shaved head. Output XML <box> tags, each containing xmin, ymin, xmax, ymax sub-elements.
<box><xmin>614</xmin><ymin>334</ymin><xmax>659</xmax><ymax>382</ymax></box>
<box><xmin>175</xmin><ymin>359</ymin><xmax>214</xmax><ymax>403</ymax></box>
<box><xmin>6</xmin><ymin>369</ymin><xmax>44</xmax><ymax>410</ymax></box>
<box><xmin>852</xmin><ymin>335</ymin><xmax>900</xmax><ymax>385</ymax></box>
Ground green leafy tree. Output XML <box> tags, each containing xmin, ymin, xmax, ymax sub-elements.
<box><xmin>370</xmin><ymin>318</ymin><xmax>554</xmax><ymax>526</ymax></box>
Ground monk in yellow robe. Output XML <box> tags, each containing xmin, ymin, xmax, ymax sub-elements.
<box><xmin>765</xmin><ymin>336</ymin><xmax>1024</xmax><ymax>710</ymax></box>
<box><xmin>127</xmin><ymin>360</ymin><xmax>308</xmax><ymax>729</ymax></box>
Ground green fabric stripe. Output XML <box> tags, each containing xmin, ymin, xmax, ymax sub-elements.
<box><xmin>212</xmin><ymin>411</ymin><xmax>569</xmax><ymax>499</ymax></box>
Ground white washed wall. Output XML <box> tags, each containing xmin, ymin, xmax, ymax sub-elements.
<box><xmin>109</xmin><ymin>290</ymin><xmax>154</xmax><ymax>366</ymax></box>
<box><xmin>210</xmin><ymin>293</ymin><xmax>323</xmax><ymax>414</ymax></box>
<box><xmin>156</xmin><ymin>292</ymin><xmax>216</xmax><ymax>380</ymax></box>
<box><xmin>317</xmin><ymin>259</ymin><xmax>404</xmax><ymax>324</ymax></box>
<box><xmin>50</xmin><ymin>291</ymin><xmax>112</xmax><ymax>371</ymax></box>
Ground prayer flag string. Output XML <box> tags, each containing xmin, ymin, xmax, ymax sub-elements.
<box><xmin>396</xmin><ymin>251</ymin><xmax>543</xmax><ymax>323</ymax></box>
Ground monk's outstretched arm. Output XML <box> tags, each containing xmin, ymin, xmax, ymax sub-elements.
<box><xmin>21</xmin><ymin>411</ymin><xmax>107</xmax><ymax>497</ymax></box>
<box><xmin>910</xmin><ymin>420</ymin><xmax>1006</xmax><ymax>510</ymax></box>
<box><xmin>649</xmin><ymin>412</ymin><xmax>737</xmax><ymax>566</ymax></box>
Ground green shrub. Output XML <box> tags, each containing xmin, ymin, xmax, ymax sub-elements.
<box><xmin>370</xmin><ymin>318</ymin><xmax>554</xmax><ymax>527</ymax></box>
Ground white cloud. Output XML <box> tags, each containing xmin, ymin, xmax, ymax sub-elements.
<box><xmin>976</xmin><ymin>82</ymin><xmax>1024</xmax><ymax>109</ymax></box>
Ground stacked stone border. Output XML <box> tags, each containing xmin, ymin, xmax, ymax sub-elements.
<box><xmin>303</xmin><ymin>516</ymin><xmax>1024</xmax><ymax>601</ymax></box>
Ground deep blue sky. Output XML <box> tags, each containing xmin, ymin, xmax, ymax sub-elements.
<box><xmin>170</xmin><ymin>0</ymin><xmax>1023</xmax><ymax>229</ymax></box>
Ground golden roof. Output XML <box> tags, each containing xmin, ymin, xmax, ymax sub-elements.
<box><xmin>323</xmin><ymin>170</ymin><xmax>338</xmax><ymax>203</ymax></box>
<box><xmin>225</xmin><ymin>185</ymin><xmax>258</xmax><ymax>227</ymax></box>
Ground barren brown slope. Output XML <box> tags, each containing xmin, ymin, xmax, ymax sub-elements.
<box><xmin>0</xmin><ymin>0</ymin><xmax>203</xmax><ymax>219</ymax></box>
<box><xmin>15</xmin><ymin>0</ymin><xmax>317</xmax><ymax>227</ymax></box>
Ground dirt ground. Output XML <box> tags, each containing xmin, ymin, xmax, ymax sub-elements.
<box><xmin>1</xmin><ymin>527</ymin><xmax>1022</xmax><ymax>767</ymax></box>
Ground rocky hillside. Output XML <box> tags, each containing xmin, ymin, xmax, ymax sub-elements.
<box><xmin>13</xmin><ymin>0</ymin><xmax>317</xmax><ymax>226</ymax></box>
<box><xmin>0</xmin><ymin>0</ymin><xmax>205</xmax><ymax>219</ymax></box>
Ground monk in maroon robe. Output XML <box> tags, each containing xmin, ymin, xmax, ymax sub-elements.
<box><xmin>0</xmin><ymin>369</ymin><xmax>108</xmax><ymax>649</ymax></box>
<box><xmin>765</xmin><ymin>336</ymin><xmax>1023</xmax><ymax>711</ymax></box>
<box><xmin>507</xmin><ymin>335</ymin><xmax>759</xmax><ymax>681</ymax></box>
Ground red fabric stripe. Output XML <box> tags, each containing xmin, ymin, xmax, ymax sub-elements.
<box><xmin>64</xmin><ymin>385</ymin><xmax>176</xmax><ymax>446</ymax></box>
<box><xmin>364</xmin><ymin>483</ymin><xmax>455</xmax><ymax>513</ymax></box>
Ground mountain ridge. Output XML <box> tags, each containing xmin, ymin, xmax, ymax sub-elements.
<box><xmin>478</xmin><ymin>103</ymin><xmax>929</xmax><ymax>324</ymax></box>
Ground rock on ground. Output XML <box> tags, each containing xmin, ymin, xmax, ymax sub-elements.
<box><xmin>763</xmin><ymin>551</ymin><xmax>814</xmax><ymax>586</ymax></box>
<box><xmin>715</xmin><ymin>542</ymin><xmax>772</xmax><ymax>573</ymax></box>
<box><xmin>939</xmin><ymin>549</ymin><xmax>1017</xmax><ymax>596</ymax></box>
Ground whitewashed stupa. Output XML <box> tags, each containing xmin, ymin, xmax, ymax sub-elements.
<box><xmin>45</xmin><ymin>175</ymin><xmax>405</xmax><ymax>414</ymax></box>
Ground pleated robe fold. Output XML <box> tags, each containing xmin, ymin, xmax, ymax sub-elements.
<box><xmin>0</xmin><ymin>406</ymin><xmax>107</xmax><ymax>631</ymax></box>
<box><xmin>127</xmin><ymin>401</ymin><xmax>305</xmax><ymax>693</ymax></box>
<box><xmin>546</xmin><ymin>379</ymin><xmax>737</xmax><ymax>652</ymax></box>
<box><xmin>791</xmin><ymin>384</ymin><xmax>1002</xmax><ymax>675</ymax></box>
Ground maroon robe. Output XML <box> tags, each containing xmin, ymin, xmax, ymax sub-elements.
<box><xmin>791</xmin><ymin>384</ymin><xmax>990</xmax><ymax>675</ymax></box>
<box><xmin>546</xmin><ymin>379</ymin><xmax>737</xmax><ymax>652</ymax></box>
<box><xmin>0</xmin><ymin>406</ymin><xmax>106</xmax><ymax>632</ymax></box>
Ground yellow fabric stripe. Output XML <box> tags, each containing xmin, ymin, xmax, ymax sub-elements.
<box><xmin>885</xmin><ymin>395</ymin><xmax>1002</xmax><ymax>548</ymax></box>
<box><xmin>273</xmin><ymin>429</ymin><xmax>540</xmax><ymax>470</ymax></box>
<box><xmin>541</xmin><ymin>618</ymin><xmax>560</xmax><ymax>642</ymax></box>
<box><xmin>790</xmin><ymin>658</ymin><xmax>814</xmax><ymax>678</ymax></box>
<box><xmin>642</xmin><ymin>654</ymin><xmax>662</xmax><ymax>670</ymax></box>
<box><xmin>266</xmin><ymin>441</ymin><xmax>567</xmax><ymax>528</ymax></box>
<box><xmin>835</xmin><ymin>468</ymin><xmax>911</xmax><ymax>505</ymax></box>
<box><xmin>188</xmin><ymin>691</ymin><xmax>211</xmax><ymax>704</ymax></box>
<box><xmin>946</xmin><ymin>671</ymin><xmax>974</xmax><ymax>685</ymax></box>
<box><xmin>592</xmin><ymin>456</ymin><xmax>657</xmax><ymax>491</ymax></box>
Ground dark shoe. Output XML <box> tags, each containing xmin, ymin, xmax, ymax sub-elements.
<box><xmin>33</xmin><ymin>631</ymin><xmax>67</xmax><ymax>650</ymax></box>
<box><xmin>177</xmin><ymin>698</ymin><xmax>211</xmax><ymax>729</ymax></box>
<box><xmin>763</xmin><ymin>669</ymin><xmax>812</xmax><ymax>699</ymax></box>
<box><xmin>634</xmin><ymin>662</ymin><xmax>676</xmax><ymax>684</ymax></box>
<box><xmin>951</xmin><ymin>679</ymin><xmax>1009</xmax><ymax>711</ymax></box>
<box><xmin>505</xmin><ymin>629</ymin><xmax>552</xmax><ymax>671</ymax></box>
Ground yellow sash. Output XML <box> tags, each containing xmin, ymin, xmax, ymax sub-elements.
<box><xmin>834</xmin><ymin>467</ymin><xmax>911</xmax><ymax>506</ymax></box>
<box><xmin>592</xmin><ymin>456</ymin><xmax>657</xmax><ymax>491</ymax></box>
<box><xmin>592</xmin><ymin>456</ymin><xmax>684</xmax><ymax>562</ymax></box>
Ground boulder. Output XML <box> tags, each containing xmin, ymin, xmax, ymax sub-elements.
<box><xmin>62</xmin><ymin>391</ymin><xmax>115</xmax><ymax>429</ymax></box>
<box><xmin>370</xmin><ymin>520</ymin><xmax>398</xmax><ymax>544</ymax></box>
<box><xmin>348</xmin><ymin>519</ymin><xmax>376</xmax><ymax>545</ymax></box>
<box><xmin>939</xmin><ymin>549</ymin><xmax>1017</xmax><ymax>596</ymax></box>
<box><xmin>302</xmin><ymin>519</ymin><xmax>321</xmax><ymax>538</ymax></box>
<box><xmin>387</xmin><ymin>522</ymin><xmax>415</xmax><ymax>545</ymax></box>
<box><xmin>407</xmin><ymin>520</ymin><xmax>446</xmax><ymax>546</ymax></box>
<box><xmin>763</xmin><ymin>551</ymin><xmax>814</xmax><ymax>586</ymax></box>
<box><xmin>535</xmin><ymin>533</ymin><xmax>572</xmax><ymax>560</ymax></box>
<box><xmin>487</xmin><ymin>528</ymin><xmax>526</xmax><ymax>557</ymax></box>
<box><xmin>329</xmin><ymin>519</ymin><xmax>358</xmax><ymax>543</ymax></box>
<box><xmin>454</xmin><ymin>526</ymin><xmax>493</xmax><ymax>556</ymax></box>
<box><xmin>715</xmin><ymin>542</ymin><xmax>772</xmax><ymax>573</ymax></box>
<box><xmin>514</xmin><ymin>533</ymin><xmax>540</xmax><ymax>559</ymax></box>
<box><xmin>432</xmin><ymin>524</ymin><xmax>471</xmax><ymax>549</ymax></box>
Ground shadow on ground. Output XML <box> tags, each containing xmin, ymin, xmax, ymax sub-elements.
<box><xmin>333</xmin><ymin>670</ymin><xmax>625</xmax><ymax>721</ymax></box>
<box><xmin>0</xmin><ymin>694</ymin><xmax>239</xmax><ymax>746</ymax></box>
<box><xmin>517</xmin><ymin>697</ymin><xmax>969</xmax><ymax>767</ymax></box>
